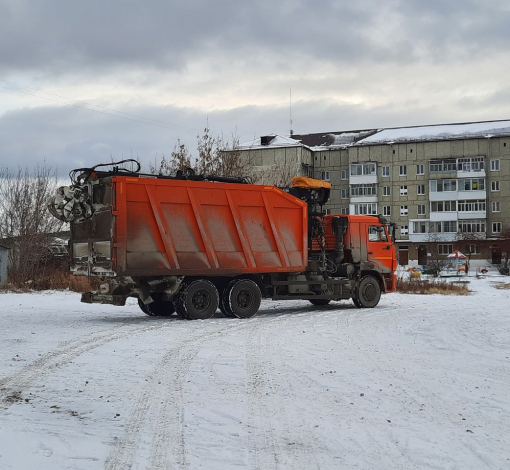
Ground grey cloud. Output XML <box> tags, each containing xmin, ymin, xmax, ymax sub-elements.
<box><xmin>1</xmin><ymin>96</ymin><xmax>499</xmax><ymax>177</ymax></box>
<box><xmin>3</xmin><ymin>0</ymin><xmax>503</xmax><ymax>78</ymax></box>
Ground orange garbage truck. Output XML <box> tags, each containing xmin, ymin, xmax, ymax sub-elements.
<box><xmin>48</xmin><ymin>160</ymin><xmax>397</xmax><ymax>319</ymax></box>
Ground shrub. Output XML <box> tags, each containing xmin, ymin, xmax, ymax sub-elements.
<box><xmin>397</xmin><ymin>278</ymin><xmax>470</xmax><ymax>295</ymax></box>
<box><xmin>0</xmin><ymin>269</ymin><xmax>100</xmax><ymax>293</ymax></box>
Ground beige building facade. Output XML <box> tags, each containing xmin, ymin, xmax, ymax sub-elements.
<box><xmin>239</xmin><ymin>120</ymin><xmax>510</xmax><ymax>266</ymax></box>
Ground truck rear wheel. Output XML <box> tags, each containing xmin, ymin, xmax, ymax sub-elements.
<box><xmin>138</xmin><ymin>298</ymin><xmax>175</xmax><ymax>316</ymax></box>
<box><xmin>354</xmin><ymin>275</ymin><xmax>381</xmax><ymax>308</ymax></box>
<box><xmin>177</xmin><ymin>280</ymin><xmax>219</xmax><ymax>320</ymax></box>
<box><xmin>223</xmin><ymin>279</ymin><xmax>261</xmax><ymax>319</ymax></box>
<box><xmin>309</xmin><ymin>299</ymin><xmax>331</xmax><ymax>306</ymax></box>
<box><xmin>219</xmin><ymin>297</ymin><xmax>235</xmax><ymax>318</ymax></box>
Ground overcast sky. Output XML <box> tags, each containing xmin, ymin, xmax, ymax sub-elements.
<box><xmin>1</xmin><ymin>0</ymin><xmax>509</xmax><ymax>175</ymax></box>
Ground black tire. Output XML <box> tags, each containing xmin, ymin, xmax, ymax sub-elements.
<box><xmin>138</xmin><ymin>298</ymin><xmax>154</xmax><ymax>316</ymax></box>
<box><xmin>354</xmin><ymin>275</ymin><xmax>381</xmax><ymax>308</ymax></box>
<box><xmin>138</xmin><ymin>298</ymin><xmax>175</xmax><ymax>316</ymax></box>
<box><xmin>352</xmin><ymin>297</ymin><xmax>362</xmax><ymax>308</ymax></box>
<box><xmin>219</xmin><ymin>295</ymin><xmax>235</xmax><ymax>317</ymax></box>
<box><xmin>224</xmin><ymin>279</ymin><xmax>261</xmax><ymax>319</ymax></box>
<box><xmin>177</xmin><ymin>280</ymin><xmax>219</xmax><ymax>320</ymax></box>
<box><xmin>309</xmin><ymin>299</ymin><xmax>331</xmax><ymax>306</ymax></box>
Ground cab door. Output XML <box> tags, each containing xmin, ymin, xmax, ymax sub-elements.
<box><xmin>366</xmin><ymin>224</ymin><xmax>396</xmax><ymax>272</ymax></box>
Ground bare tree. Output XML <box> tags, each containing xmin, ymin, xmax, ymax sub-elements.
<box><xmin>0</xmin><ymin>163</ymin><xmax>64</xmax><ymax>283</ymax></box>
<box><xmin>424</xmin><ymin>233</ymin><xmax>448</xmax><ymax>277</ymax></box>
<box><xmin>149</xmin><ymin>138</ymin><xmax>192</xmax><ymax>175</ymax></box>
<box><xmin>150</xmin><ymin>126</ymin><xmax>256</xmax><ymax>180</ymax></box>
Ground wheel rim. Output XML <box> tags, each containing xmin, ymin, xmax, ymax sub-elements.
<box><xmin>191</xmin><ymin>289</ymin><xmax>211</xmax><ymax>311</ymax></box>
<box><xmin>236</xmin><ymin>288</ymin><xmax>254</xmax><ymax>311</ymax></box>
<box><xmin>362</xmin><ymin>282</ymin><xmax>377</xmax><ymax>302</ymax></box>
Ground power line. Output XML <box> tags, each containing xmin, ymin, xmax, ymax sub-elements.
<box><xmin>0</xmin><ymin>79</ymin><xmax>199</xmax><ymax>134</ymax></box>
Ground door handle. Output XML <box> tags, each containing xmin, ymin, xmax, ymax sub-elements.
<box><xmin>368</xmin><ymin>251</ymin><xmax>373</xmax><ymax>254</ymax></box>
<box><xmin>383</xmin><ymin>246</ymin><xmax>391</xmax><ymax>250</ymax></box>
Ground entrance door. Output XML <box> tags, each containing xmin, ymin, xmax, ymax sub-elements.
<box><xmin>418</xmin><ymin>245</ymin><xmax>427</xmax><ymax>266</ymax></box>
<box><xmin>398</xmin><ymin>246</ymin><xmax>409</xmax><ymax>266</ymax></box>
<box><xmin>492</xmin><ymin>246</ymin><xmax>502</xmax><ymax>264</ymax></box>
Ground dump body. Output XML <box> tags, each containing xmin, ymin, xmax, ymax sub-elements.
<box><xmin>71</xmin><ymin>176</ymin><xmax>308</xmax><ymax>277</ymax></box>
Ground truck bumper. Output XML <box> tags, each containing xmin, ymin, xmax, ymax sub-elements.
<box><xmin>81</xmin><ymin>292</ymin><xmax>127</xmax><ymax>306</ymax></box>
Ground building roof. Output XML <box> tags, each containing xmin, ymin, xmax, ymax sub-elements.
<box><xmin>357</xmin><ymin>119</ymin><xmax>510</xmax><ymax>145</ymax></box>
<box><xmin>239</xmin><ymin>119</ymin><xmax>510</xmax><ymax>151</ymax></box>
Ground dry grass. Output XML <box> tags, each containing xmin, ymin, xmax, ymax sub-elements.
<box><xmin>0</xmin><ymin>270</ymin><xmax>100</xmax><ymax>293</ymax></box>
<box><xmin>397</xmin><ymin>277</ymin><xmax>471</xmax><ymax>295</ymax></box>
<box><xmin>493</xmin><ymin>282</ymin><xmax>510</xmax><ymax>290</ymax></box>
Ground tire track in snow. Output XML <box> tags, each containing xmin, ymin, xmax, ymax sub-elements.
<box><xmin>246</xmin><ymin>313</ymin><xmax>323</xmax><ymax>470</ymax></box>
<box><xmin>105</xmin><ymin>319</ymin><xmax>263</xmax><ymax>470</ymax></box>
<box><xmin>0</xmin><ymin>321</ymin><xmax>170</xmax><ymax>411</ymax></box>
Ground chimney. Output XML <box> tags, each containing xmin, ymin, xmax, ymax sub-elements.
<box><xmin>260</xmin><ymin>135</ymin><xmax>275</xmax><ymax>146</ymax></box>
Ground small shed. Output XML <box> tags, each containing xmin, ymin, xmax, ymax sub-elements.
<box><xmin>0</xmin><ymin>243</ymin><xmax>9</xmax><ymax>285</ymax></box>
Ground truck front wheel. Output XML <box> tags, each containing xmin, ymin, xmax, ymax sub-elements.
<box><xmin>177</xmin><ymin>280</ymin><xmax>219</xmax><ymax>320</ymax></box>
<box><xmin>223</xmin><ymin>279</ymin><xmax>261</xmax><ymax>319</ymax></box>
<box><xmin>354</xmin><ymin>275</ymin><xmax>381</xmax><ymax>308</ymax></box>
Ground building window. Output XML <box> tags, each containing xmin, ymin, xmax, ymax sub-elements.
<box><xmin>341</xmin><ymin>169</ymin><xmax>349</xmax><ymax>180</ymax></box>
<box><xmin>383</xmin><ymin>186</ymin><xmax>391</xmax><ymax>196</ymax></box>
<box><xmin>399</xmin><ymin>165</ymin><xmax>407</xmax><ymax>176</ymax></box>
<box><xmin>321</xmin><ymin>171</ymin><xmax>330</xmax><ymax>181</ymax></box>
<box><xmin>416</xmin><ymin>164</ymin><xmax>424</xmax><ymax>175</ymax></box>
<box><xmin>457</xmin><ymin>157</ymin><xmax>484</xmax><ymax>172</ymax></box>
<box><xmin>469</xmin><ymin>244</ymin><xmax>479</xmax><ymax>254</ymax></box>
<box><xmin>429</xmin><ymin>158</ymin><xmax>456</xmax><ymax>173</ymax></box>
<box><xmin>400</xmin><ymin>225</ymin><xmax>409</xmax><ymax>236</ymax></box>
<box><xmin>460</xmin><ymin>178</ymin><xmax>485</xmax><ymax>191</ymax></box>
<box><xmin>490</xmin><ymin>159</ymin><xmax>500</xmax><ymax>171</ymax></box>
<box><xmin>324</xmin><ymin>208</ymin><xmax>332</xmax><ymax>215</ymax></box>
<box><xmin>341</xmin><ymin>207</ymin><xmax>349</xmax><ymax>215</ymax></box>
<box><xmin>383</xmin><ymin>206</ymin><xmax>391</xmax><ymax>216</ymax></box>
<box><xmin>350</xmin><ymin>184</ymin><xmax>377</xmax><ymax>196</ymax></box>
<box><xmin>341</xmin><ymin>188</ymin><xmax>349</xmax><ymax>199</ymax></box>
<box><xmin>418</xmin><ymin>204</ymin><xmax>426</xmax><ymax>215</ymax></box>
<box><xmin>417</xmin><ymin>184</ymin><xmax>425</xmax><ymax>195</ymax></box>
<box><xmin>430</xmin><ymin>221</ymin><xmax>458</xmax><ymax>233</ymax></box>
<box><xmin>400</xmin><ymin>185</ymin><xmax>408</xmax><ymax>196</ymax></box>
<box><xmin>392</xmin><ymin>149</ymin><xmax>396</xmax><ymax>155</ymax></box>
<box><xmin>458</xmin><ymin>220</ymin><xmax>485</xmax><ymax>233</ymax></box>
<box><xmin>431</xmin><ymin>200</ymin><xmax>457</xmax><ymax>212</ymax></box>
<box><xmin>458</xmin><ymin>200</ymin><xmax>486</xmax><ymax>212</ymax></box>
<box><xmin>409</xmin><ymin>148</ymin><xmax>413</xmax><ymax>153</ymax></box>
<box><xmin>491</xmin><ymin>181</ymin><xmax>500</xmax><ymax>191</ymax></box>
<box><xmin>438</xmin><ymin>244</ymin><xmax>453</xmax><ymax>255</ymax></box>
<box><xmin>400</xmin><ymin>205</ymin><xmax>408</xmax><ymax>216</ymax></box>
<box><xmin>413</xmin><ymin>221</ymin><xmax>427</xmax><ymax>233</ymax></box>
<box><xmin>353</xmin><ymin>203</ymin><xmax>377</xmax><ymax>215</ymax></box>
<box><xmin>492</xmin><ymin>201</ymin><xmax>501</xmax><ymax>212</ymax></box>
<box><xmin>350</xmin><ymin>162</ymin><xmax>376</xmax><ymax>176</ymax></box>
<box><xmin>430</xmin><ymin>179</ymin><xmax>457</xmax><ymax>192</ymax></box>
<box><xmin>492</xmin><ymin>222</ymin><xmax>502</xmax><ymax>233</ymax></box>
<box><xmin>382</xmin><ymin>166</ymin><xmax>390</xmax><ymax>177</ymax></box>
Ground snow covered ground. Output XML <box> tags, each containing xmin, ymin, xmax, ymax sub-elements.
<box><xmin>0</xmin><ymin>275</ymin><xmax>509</xmax><ymax>470</ymax></box>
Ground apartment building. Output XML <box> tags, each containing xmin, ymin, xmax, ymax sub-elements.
<box><xmin>238</xmin><ymin>120</ymin><xmax>510</xmax><ymax>266</ymax></box>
